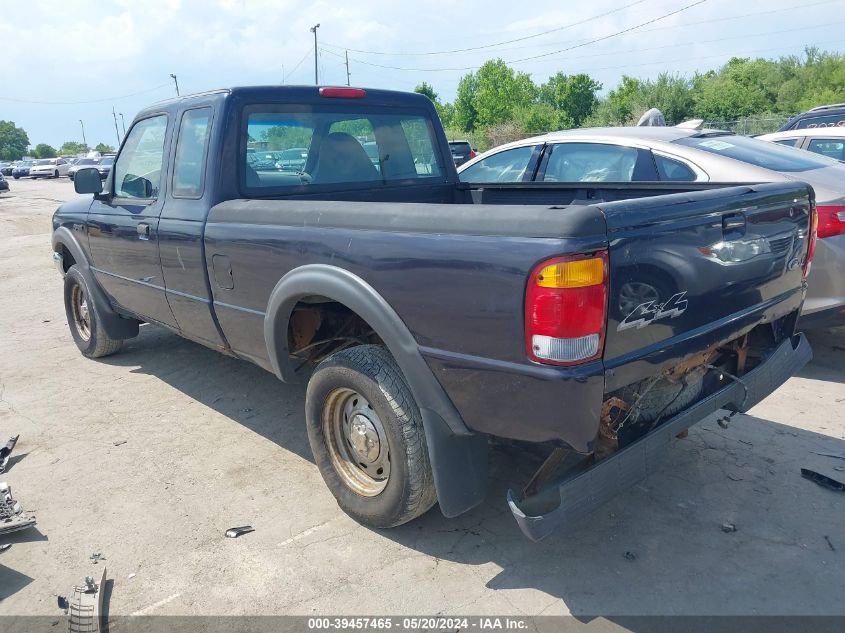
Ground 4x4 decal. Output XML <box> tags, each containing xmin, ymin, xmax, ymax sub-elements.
<box><xmin>617</xmin><ymin>291</ymin><xmax>689</xmax><ymax>331</ymax></box>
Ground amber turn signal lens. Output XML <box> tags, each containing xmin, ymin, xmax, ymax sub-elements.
<box><xmin>535</xmin><ymin>257</ymin><xmax>604</xmax><ymax>288</ymax></box>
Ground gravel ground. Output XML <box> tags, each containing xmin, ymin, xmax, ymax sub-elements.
<box><xmin>0</xmin><ymin>177</ymin><xmax>843</xmax><ymax>619</ymax></box>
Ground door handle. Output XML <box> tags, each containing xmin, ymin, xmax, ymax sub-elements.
<box><xmin>137</xmin><ymin>222</ymin><xmax>151</xmax><ymax>240</ymax></box>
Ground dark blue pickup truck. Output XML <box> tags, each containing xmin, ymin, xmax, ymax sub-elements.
<box><xmin>52</xmin><ymin>86</ymin><xmax>815</xmax><ymax>540</ymax></box>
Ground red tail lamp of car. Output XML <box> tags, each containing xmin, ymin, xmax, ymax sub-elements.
<box><xmin>525</xmin><ymin>252</ymin><xmax>609</xmax><ymax>366</ymax></box>
<box><xmin>816</xmin><ymin>205</ymin><xmax>845</xmax><ymax>239</ymax></box>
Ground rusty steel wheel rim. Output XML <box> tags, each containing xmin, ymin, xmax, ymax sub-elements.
<box><xmin>71</xmin><ymin>283</ymin><xmax>91</xmax><ymax>342</ymax></box>
<box><xmin>322</xmin><ymin>388</ymin><xmax>390</xmax><ymax>497</ymax></box>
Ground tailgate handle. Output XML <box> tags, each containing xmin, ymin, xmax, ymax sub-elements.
<box><xmin>722</xmin><ymin>213</ymin><xmax>746</xmax><ymax>236</ymax></box>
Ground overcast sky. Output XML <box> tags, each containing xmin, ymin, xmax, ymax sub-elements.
<box><xmin>1</xmin><ymin>0</ymin><xmax>842</xmax><ymax>149</ymax></box>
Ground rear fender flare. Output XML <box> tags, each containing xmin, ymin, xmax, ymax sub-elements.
<box><xmin>263</xmin><ymin>264</ymin><xmax>488</xmax><ymax>517</ymax></box>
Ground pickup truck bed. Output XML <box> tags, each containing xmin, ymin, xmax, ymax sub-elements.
<box><xmin>52</xmin><ymin>86</ymin><xmax>814</xmax><ymax>539</ymax></box>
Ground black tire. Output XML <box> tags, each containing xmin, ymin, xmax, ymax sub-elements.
<box><xmin>53</xmin><ymin>170</ymin><xmax>59</xmax><ymax>178</ymax></box>
<box><xmin>13</xmin><ymin>176</ymin><xmax>19</xmax><ymax>179</ymax></box>
<box><xmin>305</xmin><ymin>345</ymin><xmax>437</xmax><ymax>528</ymax></box>
<box><xmin>63</xmin><ymin>266</ymin><xmax>122</xmax><ymax>358</ymax></box>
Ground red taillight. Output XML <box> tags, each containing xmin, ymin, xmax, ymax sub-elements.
<box><xmin>319</xmin><ymin>87</ymin><xmax>366</xmax><ymax>98</ymax></box>
<box><xmin>469</xmin><ymin>149</ymin><xmax>476</xmax><ymax>159</ymax></box>
<box><xmin>525</xmin><ymin>252</ymin><xmax>608</xmax><ymax>366</ymax></box>
<box><xmin>804</xmin><ymin>205</ymin><xmax>818</xmax><ymax>279</ymax></box>
<box><xmin>816</xmin><ymin>205</ymin><xmax>845</xmax><ymax>238</ymax></box>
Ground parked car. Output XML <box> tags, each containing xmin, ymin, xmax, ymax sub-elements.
<box><xmin>30</xmin><ymin>157</ymin><xmax>71</xmax><ymax>178</ymax></box>
<box><xmin>757</xmin><ymin>127</ymin><xmax>845</xmax><ymax>161</ymax></box>
<box><xmin>96</xmin><ymin>155</ymin><xmax>115</xmax><ymax>180</ymax></box>
<box><xmin>0</xmin><ymin>162</ymin><xmax>13</xmax><ymax>176</ymax></box>
<box><xmin>448</xmin><ymin>140</ymin><xmax>475</xmax><ymax>166</ymax></box>
<box><xmin>276</xmin><ymin>147</ymin><xmax>308</xmax><ymax>172</ymax></box>
<box><xmin>54</xmin><ymin>86</ymin><xmax>813</xmax><ymax>541</ymax></box>
<box><xmin>778</xmin><ymin>103</ymin><xmax>845</xmax><ymax>131</ymax></box>
<box><xmin>458</xmin><ymin>127</ymin><xmax>845</xmax><ymax>327</ymax></box>
<box><xmin>0</xmin><ymin>172</ymin><xmax>8</xmax><ymax>193</ymax></box>
<box><xmin>12</xmin><ymin>160</ymin><xmax>33</xmax><ymax>179</ymax></box>
<box><xmin>67</xmin><ymin>157</ymin><xmax>100</xmax><ymax>181</ymax></box>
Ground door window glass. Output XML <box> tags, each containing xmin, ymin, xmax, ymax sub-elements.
<box><xmin>807</xmin><ymin>138</ymin><xmax>845</xmax><ymax>161</ymax></box>
<box><xmin>543</xmin><ymin>143</ymin><xmax>642</xmax><ymax>182</ymax></box>
<box><xmin>458</xmin><ymin>146</ymin><xmax>535</xmax><ymax>182</ymax></box>
<box><xmin>773</xmin><ymin>138</ymin><xmax>799</xmax><ymax>147</ymax></box>
<box><xmin>114</xmin><ymin>115</ymin><xmax>168</xmax><ymax>199</ymax></box>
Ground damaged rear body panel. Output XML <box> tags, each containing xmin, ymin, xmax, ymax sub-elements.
<box><xmin>507</xmin><ymin>183</ymin><xmax>815</xmax><ymax>540</ymax></box>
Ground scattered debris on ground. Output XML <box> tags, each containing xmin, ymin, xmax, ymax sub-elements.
<box><xmin>721</xmin><ymin>523</ymin><xmax>737</xmax><ymax>533</ymax></box>
<box><xmin>225</xmin><ymin>525</ymin><xmax>255</xmax><ymax>538</ymax></box>
<box><xmin>0</xmin><ymin>435</ymin><xmax>19</xmax><ymax>473</ymax></box>
<box><xmin>800</xmin><ymin>468</ymin><xmax>845</xmax><ymax>493</ymax></box>
<box><xmin>624</xmin><ymin>551</ymin><xmax>637</xmax><ymax>561</ymax></box>
<box><xmin>824</xmin><ymin>535</ymin><xmax>836</xmax><ymax>552</ymax></box>
<box><xmin>0</xmin><ymin>481</ymin><xmax>36</xmax><ymax>535</ymax></box>
<box><xmin>68</xmin><ymin>568</ymin><xmax>107</xmax><ymax>633</ymax></box>
<box><xmin>89</xmin><ymin>552</ymin><xmax>106</xmax><ymax>564</ymax></box>
<box><xmin>112</xmin><ymin>440</ymin><xmax>127</xmax><ymax>447</ymax></box>
<box><xmin>57</xmin><ymin>596</ymin><xmax>69</xmax><ymax>611</ymax></box>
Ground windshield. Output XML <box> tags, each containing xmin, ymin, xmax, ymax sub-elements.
<box><xmin>100</xmin><ymin>157</ymin><xmax>115</xmax><ymax>166</ymax></box>
<box><xmin>77</xmin><ymin>158</ymin><xmax>99</xmax><ymax>165</ymax></box>
<box><xmin>33</xmin><ymin>159</ymin><xmax>54</xmax><ymax>166</ymax></box>
<box><xmin>674</xmin><ymin>134</ymin><xmax>840</xmax><ymax>172</ymax></box>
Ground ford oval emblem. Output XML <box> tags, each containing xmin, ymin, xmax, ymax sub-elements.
<box><xmin>787</xmin><ymin>258</ymin><xmax>801</xmax><ymax>271</ymax></box>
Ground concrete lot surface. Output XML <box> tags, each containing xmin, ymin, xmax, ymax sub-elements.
<box><xmin>0</xmin><ymin>178</ymin><xmax>843</xmax><ymax>619</ymax></box>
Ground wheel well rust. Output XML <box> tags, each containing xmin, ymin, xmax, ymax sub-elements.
<box><xmin>287</xmin><ymin>296</ymin><xmax>384</xmax><ymax>365</ymax></box>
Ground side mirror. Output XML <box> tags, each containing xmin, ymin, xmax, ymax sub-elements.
<box><xmin>74</xmin><ymin>168</ymin><xmax>103</xmax><ymax>195</ymax></box>
<box><xmin>121</xmin><ymin>174</ymin><xmax>153</xmax><ymax>198</ymax></box>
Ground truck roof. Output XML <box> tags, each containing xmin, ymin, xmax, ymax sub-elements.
<box><xmin>140</xmin><ymin>85</ymin><xmax>434</xmax><ymax>117</ymax></box>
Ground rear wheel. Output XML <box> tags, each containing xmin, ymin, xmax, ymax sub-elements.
<box><xmin>53</xmin><ymin>170</ymin><xmax>59</xmax><ymax>178</ymax></box>
<box><xmin>63</xmin><ymin>266</ymin><xmax>122</xmax><ymax>358</ymax></box>
<box><xmin>305</xmin><ymin>345</ymin><xmax>437</xmax><ymax>528</ymax></box>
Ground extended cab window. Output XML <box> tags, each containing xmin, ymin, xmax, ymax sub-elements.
<box><xmin>173</xmin><ymin>107</ymin><xmax>212</xmax><ymax>198</ymax></box>
<box><xmin>242</xmin><ymin>106</ymin><xmax>444</xmax><ymax>191</ymax></box>
<box><xmin>114</xmin><ymin>115</ymin><xmax>168</xmax><ymax>199</ymax></box>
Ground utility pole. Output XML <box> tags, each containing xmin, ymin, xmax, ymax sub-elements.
<box><xmin>170</xmin><ymin>73</ymin><xmax>180</xmax><ymax>96</ymax></box>
<box><xmin>112</xmin><ymin>107</ymin><xmax>121</xmax><ymax>145</ymax></box>
<box><xmin>345</xmin><ymin>50</ymin><xmax>351</xmax><ymax>86</ymax></box>
<box><xmin>310</xmin><ymin>24</ymin><xmax>320</xmax><ymax>85</ymax></box>
<box><xmin>79</xmin><ymin>120</ymin><xmax>87</xmax><ymax>149</ymax></box>
<box><xmin>119</xmin><ymin>113</ymin><xmax>126</xmax><ymax>136</ymax></box>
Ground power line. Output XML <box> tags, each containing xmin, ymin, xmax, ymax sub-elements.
<box><xmin>0</xmin><ymin>83</ymin><xmax>171</xmax><ymax>105</ymax></box>
<box><xmin>285</xmin><ymin>47</ymin><xmax>314</xmax><ymax>82</ymax></box>
<box><xmin>322</xmin><ymin>0</ymin><xmax>649</xmax><ymax>57</ymax></box>
<box><xmin>324</xmin><ymin>0</ymin><xmax>708</xmax><ymax>73</ymax></box>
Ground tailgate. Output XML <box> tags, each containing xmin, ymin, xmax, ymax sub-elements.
<box><xmin>601</xmin><ymin>182</ymin><xmax>813</xmax><ymax>367</ymax></box>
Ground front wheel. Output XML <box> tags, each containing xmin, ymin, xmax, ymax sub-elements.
<box><xmin>63</xmin><ymin>266</ymin><xmax>122</xmax><ymax>358</ymax></box>
<box><xmin>305</xmin><ymin>345</ymin><xmax>437</xmax><ymax>528</ymax></box>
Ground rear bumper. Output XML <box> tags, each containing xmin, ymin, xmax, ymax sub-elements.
<box><xmin>507</xmin><ymin>332</ymin><xmax>812</xmax><ymax>541</ymax></box>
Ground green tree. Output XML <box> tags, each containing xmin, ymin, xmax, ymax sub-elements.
<box><xmin>94</xmin><ymin>143</ymin><xmax>115</xmax><ymax>154</ymax></box>
<box><xmin>32</xmin><ymin>143</ymin><xmax>57</xmax><ymax>158</ymax></box>
<box><xmin>59</xmin><ymin>141</ymin><xmax>88</xmax><ymax>155</ymax></box>
<box><xmin>414</xmin><ymin>82</ymin><xmax>439</xmax><ymax>103</ymax></box>
<box><xmin>539</xmin><ymin>72</ymin><xmax>601</xmax><ymax>127</ymax></box>
<box><xmin>453</xmin><ymin>73</ymin><xmax>479</xmax><ymax>132</ymax></box>
<box><xmin>0</xmin><ymin>120</ymin><xmax>30</xmax><ymax>160</ymax></box>
<box><xmin>473</xmin><ymin>59</ymin><xmax>536</xmax><ymax>128</ymax></box>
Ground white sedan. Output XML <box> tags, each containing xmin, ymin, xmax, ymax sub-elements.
<box><xmin>29</xmin><ymin>157</ymin><xmax>71</xmax><ymax>179</ymax></box>
<box><xmin>757</xmin><ymin>127</ymin><xmax>845</xmax><ymax>162</ymax></box>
